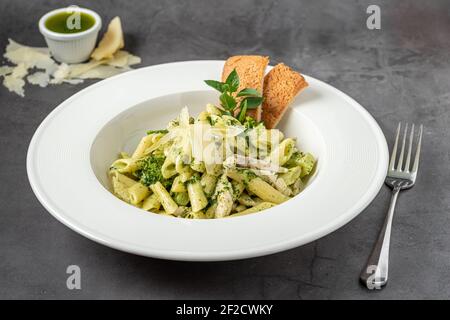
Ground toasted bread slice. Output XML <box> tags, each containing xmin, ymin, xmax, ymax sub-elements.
<box><xmin>222</xmin><ymin>55</ymin><xmax>269</xmax><ymax>121</ymax></box>
<box><xmin>261</xmin><ymin>63</ymin><xmax>308</xmax><ymax>129</ymax></box>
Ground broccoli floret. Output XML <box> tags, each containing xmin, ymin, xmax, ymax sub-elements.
<box><xmin>136</xmin><ymin>155</ymin><xmax>172</xmax><ymax>188</ymax></box>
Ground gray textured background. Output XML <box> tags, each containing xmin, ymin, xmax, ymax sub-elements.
<box><xmin>1</xmin><ymin>0</ymin><xmax>449</xmax><ymax>299</ymax></box>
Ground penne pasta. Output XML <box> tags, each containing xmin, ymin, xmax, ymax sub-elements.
<box><xmin>161</xmin><ymin>157</ymin><xmax>177</xmax><ymax>179</ymax></box>
<box><xmin>111</xmin><ymin>158</ymin><xmax>139</xmax><ymax>174</ymax></box>
<box><xmin>110</xmin><ymin>171</ymin><xmax>138</xmax><ymax>187</ymax></box>
<box><xmin>280</xmin><ymin>166</ymin><xmax>302</xmax><ymax>186</ymax></box>
<box><xmin>128</xmin><ymin>182</ymin><xmax>151</xmax><ymax>205</ymax></box>
<box><xmin>142</xmin><ymin>193</ymin><xmax>161</xmax><ymax>211</ymax></box>
<box><xmin>171</xmin><ymin>176</ymin><xmax>186</xmax><ymax>193</ymax></box>
<box><xmin>109</xmin><ymin>101</ymin><xmax>315</xmax><ymax>219</ymax></box>
<box><xmin>238</xmin><ymin>193</ymin><xmax>256</xmax><ymax>207</ymax></box>
<box><xmin>247</xmin><ymin>177</ymin><xmax>290</xmax><ymax>204</ymax></box>
<box><xmin>205</xmin><ymin>202</ymin><xmax>218</xmax><ymax>219</ymax></box>
<box><xmin>200</xmin><ymin>173</ymin><xmax>218</xmax><ymax>197</ymax></box>
<box><xmin>187</xmin><ymin>176</ymin><xmax>208</xmax><ymax>212</ymax></box>
<box><xmin>132</xmin><ymin>135</ymin><xmax>154</xmax><ymax>159</ymax></box>
<box><xmin>269</xmin><ymin>138</ymin><xmax>296</xmax><ymax>166</ymax></box>
<box><xmin>111</xmin><ymin>178</ymin><xmax>132</xmax><ymax>203</ymax></box>
<box><xmin>228</xmin><ymin>202</ymin><xmax>276</xmax><ymax>217</ymax></box>
<box><xmin>214</xmin><ymin>174</ymin><xmax>234</xmax><ymax>218</ymax></box>
<box><xmin>173</xmin><ymin>191</ymin><xmax>190</xmax><ymax>206</ymax></box>
<box><xmin>150</xmin><ymin>181</ymin><xmax>178</xmax><ymax>214</ymax></box>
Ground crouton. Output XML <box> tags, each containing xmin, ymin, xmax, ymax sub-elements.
<box><xmin>261</xmin><ymin>63</ymin><xmax>308</xmax><ymax>129</ymax></box>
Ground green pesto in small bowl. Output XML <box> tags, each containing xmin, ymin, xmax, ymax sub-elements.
<box><xmin>44</xmin><ymin>11</ymin><xmax>96</xmax><ymax>34</ymax></box>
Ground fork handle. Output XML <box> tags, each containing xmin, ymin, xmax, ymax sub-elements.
<box><xmin>360</xmin><ymin>186</ymin><xmax>400</xmax><ymax>289</ymax></box>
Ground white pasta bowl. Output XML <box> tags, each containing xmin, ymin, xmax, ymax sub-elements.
<box><xmin>27</xmin><ymin>61</ymin><xmax>388</xmax><ymax>261</ymax></box>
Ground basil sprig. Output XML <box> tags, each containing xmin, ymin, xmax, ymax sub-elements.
<box><xmin>204</xmin><ymin>69</ymin><xmax>263</xmax><ymax>120</ymax></box>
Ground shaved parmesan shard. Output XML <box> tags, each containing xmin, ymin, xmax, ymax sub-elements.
<box><xmin>11</xmin><ymin>63</ymin><xmax>28</xmax><ymax>78</ymax></box>
<box><xmin>5</xmin><ymin>39</ymin><xmax>47</xmax><ymax>54</ymax></box>
<box><xmin>63</xmin><ymin>78</ymin><xmax>84</xmax><ymax>85</ymax></box>
<box><xmin>3</xmin><ymin>75</ymin><xmax>25</xmax><ymax>97</ymax></box>
<box><xmin>126</xmin><ymin>54</ymin><xmax>141</xmax><ymax>66</ymax></box>
<box><xmin>77</xmin><ymin>65</ymin><xmax>125</xmax><ymax>79</ymax></box>
<box><xmin>3</xmin><ymin>62</ymin><xmax>29</xmax><ymax>96</ymax></box>
<box><xmin>1</xmin><ymin>39</ymin><xmax>57</xmax><ymax>95</ymax></box>
<box><xmin>106</xmin><ymin>50</ymin><xmax>141</xmax><ymax>67</ymax></box>
<box><xmin>0</xmin><ymin>66</ymin><xmax>13</xmax><ymax>77</ymax></box>
<box><xmin>68</xmin><ymin>59</ymin><xmax>105</xmax><ymax>78</ymax></box>
<box><xmin>105</xmin><ymin>50</ymin><xmax>129</xmax><ymax>67</ymax></box>
<box><xmin>4</xmin><ymin>39</ymin><xmax>56</xmax><ymax>73</ymax></box>
<box><xmin>50</xmin><ymin>63</ymin><xmax>70</xmax><ymax>84</ymax></box>
<box><xmin>1</xmin><ymin>30</ymin><xmax>140</xmax><ymax>96</ymax></box>
<box><xmin>56</xmin><ymin>50</ymin><xmax>141</xmax><ymax>81</ymax></box>
<box><xmin>27</xmin><ymin>72</ymin><xmax>50</xmax><ymax>87</ymax></box>
<box><xmin>91</xmin><ymin>17</ymin><xmax>124</xmax><ymax>61</ymax></box>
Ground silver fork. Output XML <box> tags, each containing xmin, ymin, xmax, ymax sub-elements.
<box><xmin>360</xmin><ymin>122</ymin><xmax>423</xmax><ymax>289</ymax></box>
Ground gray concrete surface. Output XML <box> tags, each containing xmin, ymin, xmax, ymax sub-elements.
<box><xmin>0</xmin><ymin>0</ymin><xmax>449</xmax><ymax>299</ymax></box>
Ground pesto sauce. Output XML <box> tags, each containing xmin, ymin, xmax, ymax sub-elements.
<box><xmin>45</xmin><ymin>11</ymin><xmax>96</xmax><ymax>33</ymax></box>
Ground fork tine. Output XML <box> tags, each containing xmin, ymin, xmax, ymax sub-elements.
<box><xmin>396</xmin><ymin>123</ymin><xmax>408</xmax><ymax>171</ymax></box>
<box><xmin>412</xmin><ymin>124</ymin><xmax>423</xmax><ymax>173</ymax></box>
<box><xmin>404</xmin><ymin>123</ymin><xmax>415</xmax><ymax>171</ymax></box>
<box><xmin>389</xmin><ymin>122</ymin><xmax>401</xmax><ymax>170</ymax></box>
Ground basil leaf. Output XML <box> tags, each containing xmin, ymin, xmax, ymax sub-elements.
<box><xmin>243</xmin><ymin>96</ymin><xmax>264</xmax><ymax>109</ymax></box>
<box><xmin>237</xmin><ymin>88</ymin><xmax>261</xmax><ymax>97</ymax></box>
<box><xmin>225</xmin><ymin>69</ymin><xmax>239</xmax><ymax>92</ymax></box>
<box><xmin>237</xmin><ymin>100</ymin><xmax>248</xmax><ymax>123</ymax></box>
<box><xmin>220</xmin><ymin>92</ymin><xmax>237</xmax><ymax>110</ymax></box>
<box><xmin>204</xmin><ymin>80</ymin><xmax>225</xmax><ymax>92</ymax></box>
<box><xmin>222</xmin><ymin>83</ymin><xmax>230</xmax><ymax>93</ymax></box>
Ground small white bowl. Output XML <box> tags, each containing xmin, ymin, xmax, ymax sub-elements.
<box><xmin>39</xmin><ymin>7</ymin><xmax>102</xmax><ymax>64</ymax></box>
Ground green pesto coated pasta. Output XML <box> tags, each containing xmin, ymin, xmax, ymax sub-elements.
<box><xmin>109</xmin><ymin>104</ymin><xmax>315</xmax><ymax>218</ymax></box>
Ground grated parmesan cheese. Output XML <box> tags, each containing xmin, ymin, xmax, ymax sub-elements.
<box><xmin>3</xmin><ymin>75</ymin><xmax>25</xmax><ymax>97</ymax></box>
<box><xmin>27</xmin><ymin>71</ymin><xmax>50</xmax><ymax>87</ymax></box>
<box><xmin>0</xmin><ymin>66</ymin><xmax>13</xmax><ymax>77</ymax></box>
<box><xmin>49</xmin><ymin>63</ymin><xmax>70</xmax><ymax>84</ymax></box>
<box><xmin>11</xmin><ymin>63</ymin><xmax>28</xmax><ymax>78</ymax></box>
<box><xmin>4</xmin><ymin>39</ymin><xmax>56</xmax><ymax>73</ymax></box>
